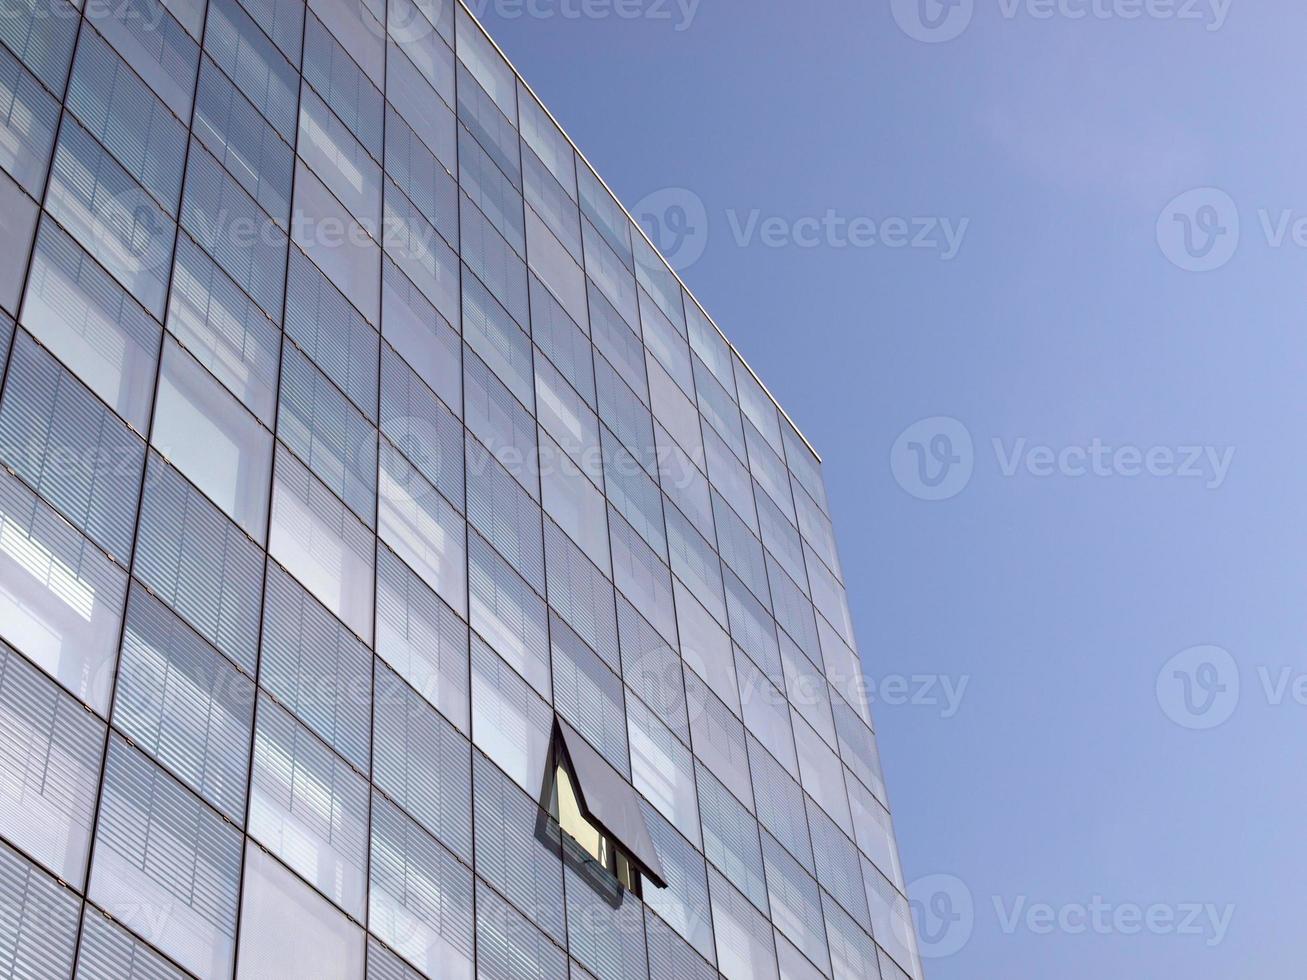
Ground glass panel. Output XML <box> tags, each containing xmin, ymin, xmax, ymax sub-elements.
<box><xmin>378</xmin><ymin>441</ymin><xmax>465</xmax><ymax>615</ymax></box>
<box><xmin>86</xmin><ymin>0</ymin><xmax>198</xmax><ymax>120</ymax></box>
<box><xmin>0</xmin><ymin>43</ymin><xmax>59</xmax><ymax>197</ymax></box>
<box><xmin>0</xmin><ymin>639</ymin><xmax>104</xmax><ymax>887</ymax></box>
<box><xmin>0</xmin><ymin>331</ymin><xmax>144</xmax><ymax>562</ymax></box>
<box><xmin>260</xmin><ymin>562</ymin><xmax>373</xmax><ymax>771</ymax></box>
<box><xmin>470</xmin><ymin>634</ymin><xmax>551</xmax><ymax>795</ymax></box>
<box><xmin>77</xmin><ymin>905</ymin><xmax>190</xmax><ymax>979</ymax></box>
<box><xmin>135</xmin><ymin>454</ymin><xmax>265</xmax><ymax>673</ymax></box>
<box><xmin>373</xmin><ymin>664</ymin><xmax>472</xmax><ymax>860</ymax></box>
<box><xmin>114</xmin><ymin>584</ymin><xmax>254</xmax><ymax>822</ymax></box>
<box><xmin>89</xmin><ymin>737</ymin><xmax>241</xmax><ymax>979</ymax></box>
<box><xmin>152</xmin><ymin>336</ymin><xmax>272</xmax><ymax>541</ymax></box>
<box><xmin>248</xmin><ymin>693</ymin><xmax>369</xmax><ymax>917</ymax></box>
<box><xmin>0</xmin><ymin>838</ymin><xmax>80</xmax><ymax>977</ymax></box>
<box><xmin>22</xmin><ymin>217</ymin><xmax>161</xmax><ymax>431</ymax></box>
<box><xmin>45</xmin><ymin>118</ymin><xmax>175</xmax><ymax>318</ymax></box>
<box><xmin>237</xmin><ymin>842</ymin><xmax>365</xmax><ymax>979</ymax></box>
<box><xmin>368</xmin><ymin>792</ymin><xmax>475</xmax><ymax>980</ymax></box>
<box><xmin>204</xmin><ymin>0</ymin><xmax>300</xmax><ymax>141</ymax></box>
<box><xmin>375</xmin><ymin>542</ymin><xmax>469</xmax><ymax>733</ymax></box>
<box><xmin>166</xmin><ymin>234</ymin><xmax>280</xmax><ymax>424</ymax></box>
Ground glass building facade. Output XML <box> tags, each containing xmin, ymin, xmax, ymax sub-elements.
<box><xmin>0</xmin><ymin>0</ymin><xmax>920</xmax><ymax>976</ymax></box>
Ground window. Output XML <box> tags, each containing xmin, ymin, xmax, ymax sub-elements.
<box><xmin>77</xmin><ymin>906</ymin><xmax>190</xmax><ymax>979</ymax></box>
<box><xmin>269</xmin><ymin>444</ymin><xmax>376</xmax><ymax>642</ymax></box>
<box><xmin>181</xmin><ymin>140</ymin><xmax>286</xmax><ymax>319</ymax></box>
<box><xmin>617</xmin><ymin>596</ymin><xmax>687</xmax><ymax>736</ymax></box>
<box><xmin>627</xmin><ymin>695</ymin><xmax>698</xmax><ymax>847</ymax></box>
<box><xmin>248</xmin><ymin>693</ymin><xmax>369</xmax><ymax>917</ymax></box>
<box><xmin>0</xmin><ymin>0</ymin><xmax>78</xmax><ymax>95</ymax></box>
<box><xmin>686</xmin><ymin>672</ymin><xmax>753</xmax><ymax>809</ymax></box>
<box><xmin>464</xmin><ymin>348</ymin><xmax>537</xmax><ymax>498</ymax></box>
<box><xmin>378</xmin><ymin>441</ymin><xmax>465</xmax><ymax>615</ymax></box>
<box><xmin>474</xmin><ymin>879</ymin><xmax>567</xmax><ymax>980</ymax></box>
<box><xmin>299</xmin><ymin>85</ymin><xmax>382</xmax><ymax>231</ymax></box>
<box><xmin>518</xmin><ymin>83</ymin><xmax>574</xmax><ymax>199</ymax></box>
<box><xmin>632</xmin><ymin>231</ymin><xmax>685</xmax><ymax>335</ymax></box>
<box><xmin>380</xmin><ymin>344</ymin><xmax>463</xmax><ymax>506</ymax></box>
<box><xmin>135</xmin><ymin>454</ymin><xmax>265</xmax><ymax>673</ymax></box>
<box><xmin>640</xmin><ymin>803</ymin><xmax>715</xmax><ymax>963</ymax></box>
<box><xmin>645</xmin><ymin>905</ymin><xmax>716</xmax><ymax>980</ymax></box>
<box><xmin>374</xmin><ymin>665</ymin><xmax>472</xmax><ymax>860</ymax></box>
<box><xmin>286</xmin><ymin>248</ymin><xmax>380</xmax><ymax>419</ymax></box>
<box><xmin>388</xmin><ymin>42</ymin><xmax>455</xmax><ymax>170</ymax></box>
<box><xmin>376</xmin><ymin>543</ymin><xmax>470</xmax><ymax>733</ymax></box>
<box><xmin>531</xmin><ymin>275</ymin><xmax>593</xmax><ymax>404</ymax></box>
<box><xmin>455</xmin><ymin>4</ymin><xmax>515</xmax><ymax>120</ymax></box>
<box><xmin>544</xmin><ymin>518</ymin><xmax>619</xmax><ymax>670</ymax></box>
<box><xmin>381</xmin><ymin>255</ymin><xmax>461</xmax><ymax>411</ymax></box>
<box><xmin>45</xmin><ymin>118</ymin><xmax>175</xmax><ymax>318</ymax></box>
<box><xmin>456</xmin><ymin>60</ymin><xmax>517</xmax><ymax>178</ymax></box>
<box><xmin>233</xmin><ymin>0</ymin><xmax>303</xmax><ymax>62</ymax></box>
<box><xmin>578</xmin><ymin>163</ymin><xmax>631</xmax><ymax>271</ymax></box>
<box><xmin>697</xmin><ymin>763</ymin><xmax>767</xmax><ymax>913</ymax></box>
<box><xmin>552</xmin><ymin>614</ymin><xmax>628</xmax><ymax>775</ymax></box>
<box><xmin>292</xmin><ymin>162</ymin><xmax>380</xmax><ymax>325</ymax></box>
<box><xmin>461</xmin><ymin>198</ymin><xmax>529</xmax><ymax>333</ymax></box>
<box><xmin>0</xmin><ymin>168</ymin><xmax>35</xmax><ymax>314</ymax></box>
<box><xmin>524</xmin><ymin>144</ymin><xmax>581</xmax><ymax>263</ymax></box>
<box><xmin>260</xmin><ymin>562</ymin><xmax>373</xmax><ymax>771</ymax></box>
<box><xmin>0</xmin><ymin>331</ymin><xmax>145</xmax><ymax>563</ymax></box>
<box><xmin>385</xmin><ymin>108</ymin><xmax>457</xmax><ymax>247</ymax></box>
<box><xmin>547</xmin><ymin>716</ymin><xmax>665</xmax><ymax>897</ymax></box>
<box><xmin>114</xmin><ymin>584</ymin><xmax>254</xmax><ymax>822</ymax></box>
<box><xmin>0</xmin><ymin>839</ymin><xmax>80</xmax><ymax>978</ymax></box>
<box><xmin>369</xmin><ymin>792</ymin><xmax>475</xmax><ymax>979</ymax></box>
<box><xmin>583</xmin><ymin>220</ymin><xmax>638</xmax><ymax>333</ymax></box>
<box><xmin>152</xmin><ymin>336</ymin><xmax>272</xmax><ymax>542</ymax></box>
<box><xmin>0</xmin><ymin>43</ymin><xmax>59</xmax><ymax>197</ymax></box>
<box><xmin>471</xmin><ymin>750</ymin><xmax>565</xmax><ymax>942</ymax></box>
<box><xmin>467</xmin><ymin>433</ymin><xmax>543</xmax><ymax>589</ymax></box>
<box><xmin>805</xmin><ymin>797</ymin><xmax>870</xmax><ymax>925</ymax></box>
<box><xmin>747</xmin><ymin>733</ymin><xmax>813</xmax><ymax>873</ymax></box>
<box><xmin>87</xmin><ymin>0</ymin><xmax>197</xmax><ymax>118</ymax></box>
<box><xmin>204</xmin><ymin>0</ymin><xmax>300</xmax><ymax>141</ymax></box>
<box><xmin>309</xmin><ymin>0</ymin><xmax>384</xmax><ymax>82</ymax></box>
<box><xmin>384</xmin><ymin>177</ymin><xmax>459</xmax><ymax>325</ymax></box>
<box><xmin>792</xmin><ymin>713</ymin><xmax>852</xmax><ymax>835</ymax></box>
<box><xmin>302</xmin><ymin>12</ymin><xmax>382</xmax><ymax>156</ymax></box>
<box><xmin>89</xmin><ymin>737</ymin><xmax>242</xmax><ymax>979</ymax></box>
<box><xmin>277</xmin><ymin>340</ymin><xmax>378</xmax><ymax>526</ymax></box>
<box><xmin>237</xmin><ymin>842</ymin><xmax>366</xmax><ymax>979</ymax></box>
<box><xmin>387</xmin><ymin>5</ymin><xmax>453</xmax><ymax>104</ymax></box>
<box><xmin>468</xmin><ymin>527</ymin><xmax>548</xmax><ymax>698</ymax></box>
<box><xmin>0</xmin><ymin>467</ymin><xmax>126</xmax><ymax>713</ymax></box>
<box><xmin>22</xmin><ymin>217</ymin><xmax>161</xmax><ymax>431</ymax></box>
<box><xmin>463</xmin><ymin>266</ymin><xmax>533</xmax><ymax>410</ymax></box>
<box><xmin>460</xmin><ymin>125</ymin><xmax>524</xmax><ymax>257</ymax></box>
<box><xmin>65</xmin><ymin>27</ymin><xmax>187</xmax><ymax>214</ymax></box>
<box><xmin>166</xmin><ymin>234</ymin><xmax>280</xmax><ymax>425</ymax></box>
<box><xmin>708</xmin><ymin>867</ymin><xmax>778</xmax><ymax>980</ymax></box>
<box><xmin>470</xmin><ymin>634</ymin><xmax>551</xmax><ymax>795</ymax></box>
<box><xmin>0</xmin><ymin>639</ymin><xmax>104</xmax><ymax>887</ymax></box>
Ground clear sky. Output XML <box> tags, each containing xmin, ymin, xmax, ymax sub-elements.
<box><xmin>472</xmin><ymin>1</ymin><xmax>1298</xmax><ymax>976</ymax></box>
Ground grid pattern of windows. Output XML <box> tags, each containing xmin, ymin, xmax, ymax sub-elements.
<box><xmin>0</xmin><ymin>2</ymin><xmax>918</xmax><ymax>978</ymax></box>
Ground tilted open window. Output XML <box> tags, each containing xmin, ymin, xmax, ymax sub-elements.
<box><xmin>544</xmin><ymin>718</ymin><xmax>667</xmax><ymax>896</ymax></box>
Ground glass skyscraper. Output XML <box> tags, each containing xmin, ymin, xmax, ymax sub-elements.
<box><xmin>0</xmin><ymin>0</ymin><xmax>920</xmax><ymax>976</ymax></box>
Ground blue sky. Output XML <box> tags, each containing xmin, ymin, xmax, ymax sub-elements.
<box><xmin>474</xmin><ymin>1</ymin><xmax>1299</xmax><ymax>976</ymax></box>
